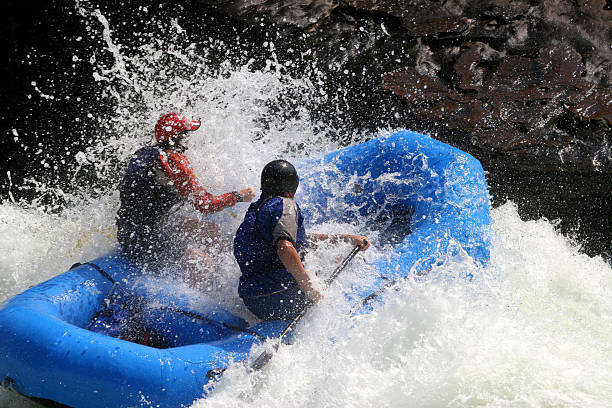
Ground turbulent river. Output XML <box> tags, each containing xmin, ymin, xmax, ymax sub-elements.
<box><xmin>1</xmin><ymin>4</ymin><xmax>612</xmax><ymax>407</ymax></box>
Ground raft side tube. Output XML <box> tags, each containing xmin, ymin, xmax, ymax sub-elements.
<box><xmin>299</xmin><ymin>130</ymin><xmax>491</xmax><ymax>282</ymax></box>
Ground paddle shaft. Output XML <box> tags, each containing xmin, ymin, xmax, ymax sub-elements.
<box><xmin>250</xmin><ymin>244</ymin><xmax>362</xmax><ymax>371</ymax></box>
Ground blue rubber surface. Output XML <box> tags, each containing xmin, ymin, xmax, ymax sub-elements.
<box><xmin>299</xmin><ymin>130</ymin><xmax>491</xmax><ymax>300</ymax></box>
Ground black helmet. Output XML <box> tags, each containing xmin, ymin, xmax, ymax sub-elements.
<box><xmin>261</xmin><ymin>159</ymin><xmax>299</xmax><ymax>195</ymax></box>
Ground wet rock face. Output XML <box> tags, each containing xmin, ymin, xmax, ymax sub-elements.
<box><xmin>196</xmin><ymin>0</ymin><xmax>612</xmax><ymax>170</ymax></box>
<box><xmin>381</xmin><ymin>42</ymin><xmax>611</xmax><ymax>169</ymax></box>
<box><xmin>198</xmin><ymin>0</ymin><xmax>338</xmax><ymax>28</ymax></box>
<box><xmin>193</xmin><ymin>0</ymin><xmax>612</xmax><ymax>258</ymax></box>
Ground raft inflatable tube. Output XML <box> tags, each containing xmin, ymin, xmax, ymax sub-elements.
<box><xmin>0</xmin><ymin>130</ymin><xmax>491</xmax><ymax>407</ymax></box>
<box><xmin>300</xmin><ymin>129</ymin><xmax>491</xmax><ymax>297</ymax></box>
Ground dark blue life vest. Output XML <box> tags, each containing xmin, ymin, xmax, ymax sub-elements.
<box><xmin>116</xmin><ymin>147</ymin><xmax>182</xmax><ymax>251</ymax></box>
<box><xmin>234</xmin><ymin>196</ymin><xmax>306</xmax><ymax>298</ymax></box>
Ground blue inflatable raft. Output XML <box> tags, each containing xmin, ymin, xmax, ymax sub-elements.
<box><xmin>0</xmin><ymin>130</ymin><xmax>491</xmax><ymax>407</ymax></box>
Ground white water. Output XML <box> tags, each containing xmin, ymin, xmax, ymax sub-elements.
<box><xmin>2</xmin><ymin>4</ymin><xmax>612</xmax><ymax>407</ymax></box>
<box><xmin>191</xmin><ymin>203</ymin><xmax>612</xmax><ymax>408</ymax></box>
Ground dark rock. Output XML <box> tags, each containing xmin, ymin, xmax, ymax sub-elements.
<box><xmin>381</xmin><ymin>67</ymin><xmax>464</xmax><ymax>104</ymax></box>
<box><xmin>453</xmin><ymin>42</ymin><xmax>501</xmax><ymax>94</ymax></box>
<box><xmin>197</xmin><ymin>0</ymin><xmax>338</xmax><ymax>29</ymax></box>
<box><xmin>341</xmin><ymin>0</ymin><xmax>417</xmax><ymax>18</ymax></box>
<box><xmin>382</xmin><ymin>42</ymin><xmax>610</xmax><ymax>170</ymax></box>
<box><xmin>477</xmin><ymin>0</ymin><xmax>531</xmax><ymax>20</ymax></box>
<box><xmin>568</xmin><ymin>90</ymin><xmax>612</xmax><ymax>126</ymax></box>
<box><xmin>403</xmin><ymin>16</ymin><xmax>473</xmax><ymax>38</ymax></box>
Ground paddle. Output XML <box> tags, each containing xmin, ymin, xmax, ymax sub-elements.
<box><xmin>205</xmin><ymin>243</ymin><xmax>363</xmax><ymax>380</ymax></box>
<box><xmin>249</xmin><ymin>244</ymin><xmax>363</xmax><ymax>371</ymax></box>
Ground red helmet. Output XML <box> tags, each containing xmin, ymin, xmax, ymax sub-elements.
<box><xmin>154</xmin><ymin>112</ymin><xmax>201</xmax><ymax>144</ymax></box>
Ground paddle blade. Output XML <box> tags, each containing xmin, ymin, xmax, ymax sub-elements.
<box><xmin>248</xmin><ymin>246</ymin><xmax>361</xmax><ymax>371</ymax></box>
<box><xmin>250</xmin><ymin>349</ymin><xmax>275</xmax><ymax>371</ymax></box>
<box><xmin>206</xmin><ymin>367</ymin><xmax>226</xmax><ymax>381</ymax></box>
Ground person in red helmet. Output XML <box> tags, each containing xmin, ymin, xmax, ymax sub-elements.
<box><xmin>116</xmin><ymin>112</ymin><xmax>255</xmax><ymax>279</ymax></box>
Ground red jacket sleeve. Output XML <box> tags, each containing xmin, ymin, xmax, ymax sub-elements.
<box><xmin>159</xmin><ymin>151</ymin><xmax>238</xmax><ymax>214</ymax></box>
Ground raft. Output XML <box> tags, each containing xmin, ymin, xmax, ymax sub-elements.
<box><xmin>0</xmin><ymin>130</ymin><xmax>491</xmax><ymax>407</ymax></box>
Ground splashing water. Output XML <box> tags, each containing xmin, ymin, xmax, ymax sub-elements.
<box><xmin>2</xmin><ymin>3</ymin><xmax>612</xmax><ymax>407</ymax></box>
<box><xmin>192</xmin><ymin>203</ymin><xmax>612</xmax><ymax>408</ymax></box>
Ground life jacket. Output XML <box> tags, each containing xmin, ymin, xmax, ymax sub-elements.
<box><xmin>234</xmin><ymin>196</ymin><xmax>306</xmax><ymax>298</ymax></box>
<box><xmin>116</xmin><ymin>146</ymin><xmax>182</xmax><ymax>235</ymax></box>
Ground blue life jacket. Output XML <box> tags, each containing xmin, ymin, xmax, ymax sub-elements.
<box><xmin>234</xmin><ymin>196</ymin><xmax>306</xmax><ymax>298</ymax></box>
<box><xmin>116</xmin><ymin>146</ymin><xmax>181</xmax><ymax>238</ymax></box>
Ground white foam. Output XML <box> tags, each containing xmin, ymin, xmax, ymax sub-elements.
<box><xmin>192</xmin><ymin>203</ymin><xmax>612</xmax><ymax>407</ymax></box>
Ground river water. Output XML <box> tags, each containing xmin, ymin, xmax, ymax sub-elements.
<box><xmin>1</xmin><ymin>4</ymin><xmax>612</xmax><ymax>407</ymax></box>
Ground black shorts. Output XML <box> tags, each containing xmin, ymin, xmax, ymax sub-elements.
<box><xmin>240</xmin><ymin>282</ymin><xmax>308</xmax><ymax>321</ymax></box>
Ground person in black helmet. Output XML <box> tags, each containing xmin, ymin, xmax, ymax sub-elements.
<box><xmin>233</xmin><ymin>159</ymin><xmax>369</xmax><ymax>321</ymax></box>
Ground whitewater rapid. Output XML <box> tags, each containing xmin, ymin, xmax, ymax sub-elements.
<box><xmin>1</xmin><ymin>199</ymin><xmax>611</xmax><ymax>407</ymax></box>
<box><xmin>2</xmin><ymin>3</ymin><xmax>612</xmax><ymax>407</ymax></box>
